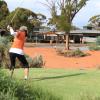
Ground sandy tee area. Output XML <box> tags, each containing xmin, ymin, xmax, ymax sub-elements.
<box><xmin>24</xmin><ymin>47</ymin><xmax>100</xmax><ymax>69</ymax></box>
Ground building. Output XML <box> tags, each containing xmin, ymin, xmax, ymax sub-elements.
<box><xmin>32</xmin><ymin>28</ymin><xmax>100</xmax><ymax>43</ymax></box>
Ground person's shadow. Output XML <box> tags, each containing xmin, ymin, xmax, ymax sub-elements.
<box><xmin>29</xmin><ymin>72</ymin><xmax>86</xmax><ymax>81</ymax></box>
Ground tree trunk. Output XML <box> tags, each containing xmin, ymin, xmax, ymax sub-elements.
<box><xmin>65</xmin><ymin>33</ymin><xmax>69</xmax><ymax>50</ymax></box>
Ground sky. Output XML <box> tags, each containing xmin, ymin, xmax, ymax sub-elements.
<box><xmin>4</xmin><ymin>0</ymin><xmax>100</xmax><ymax>28</ymax></box>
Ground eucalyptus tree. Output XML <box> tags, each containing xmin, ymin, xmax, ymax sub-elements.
<box><xmin>89</xmin><ymin>15</ymin><xmax>100</xmax><ymax>30</ymax></box>
<box><xmin>0</xmin><ymin>7</ymin><xmax>46</xmax><ymax>31</ymax></box>
<box><xmin>0</xmin><ymin>8</ymin><xmax>37</xmax><ymax>33</ymax></box>
<box><xmin>31</xmin><ymin>13</ymin><xmax>46</xmax><ymax>27</ymax></box>
<box><xmin>44</xmin><ymin>0</ymin><xmax>88</xmax><ymax>49</ymax></box>
<box><xmin>0</xmin><ymin>0</ymin><xmax>9</xmax><ymax>22</ymax></box>
<box><xmin>1</xmin><ymin>8</ymin><xmax>37</xmax><ymax>30</ymax></box>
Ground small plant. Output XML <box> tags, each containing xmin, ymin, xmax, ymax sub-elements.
<box><xmin>57</xmin><ymin>48</ymin><xmax>87</xmax><ymax>57</ymax></box>
<box><xmin>73</xmin><ymin>48</ymin><xmax>86</xmax><ymax>57</ymax></box>
<box><xmin>56</xmin><ymin>48</ymin><xmax>65</xmax><ymax>55</ymax></box>
<box><xmin>30</xmin><ymin>54</ymin><xmax>44</xmax><ymax>68</ymax></box>
<box><xmin>88</xmin><ymin>37</ymin><xmax>100</xmax><ymax>51</ymax></box>
<box><xmin>0</xmin><ymin>36</ymin><xmax>10</xmax><ymax>45</ymax></box>
<box><xmin>6</xmin><ymin>35</ymin><xmax>14</xmax><ymax>42</ymax></box>
<box><xmin>89</xmin><ymin>45</ymin><xmax>100</xmax><ymax>51</ymax></box>
<box><xmin>96</xmin><ymin>36</ymin><xmax>100</xmax><ymax>45</ymax></box>
<box><xmin>12</xmin><ymin>54</ymin><xmax>44</xmax><ymax>68</ymax></box>
<box><xmin>0</xmin><ymin>36</ymin><xmax>10</xmax><ymax>68</ymax></box>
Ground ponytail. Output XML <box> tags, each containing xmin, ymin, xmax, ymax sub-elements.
<box><xmin>25</xmin><ymin>30</ymin><xmax>28</xmax><ymax>37</ymax></box>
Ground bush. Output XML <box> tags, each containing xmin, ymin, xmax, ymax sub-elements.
<box><xmin>6</xmin><ymin>35</ymin><xmax>14</xmax><ymax>42</ymax></box>
<box><xmin>89</xmin><ymin>45</ymin><xmax>100</xmax><ymax>51</ymax></box>
<box><xmin>26</xmin><ymin>54</ymin><xmax>44</xmax><ymax>68</ymax></box>
<box><xmin>14</xmin><ymin>54</ymin><xmax>44</xmax><ymax>68</ymax></box>
<box><xmin>96</xmin><ymin>36</ymin><xmax>100</xmax><ymax>45</ymax></box>
<box><xmin>57</xmin><ymin>48</ymin><xmax>87</xmax><ymax>57</ymax></box>
<box><xmin>0</xmin><ymin>70</ymin><xmax>61</xmax><ymax>100</ymax></box>
<box><xmin>0</xmin><ymin>36</ymin><xmax>10</xmax><ymax>45</ymax></box>
<box><xmin>88</xmin><ymin>36</ymin><xmax>100</xmax><ymax>51</ymax></box>
<box><xmin>0</xmin><ymin>36</ymin><xmax>10</xmax><ymax>68</ymax></box>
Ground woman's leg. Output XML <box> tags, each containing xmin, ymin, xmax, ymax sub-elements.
<box><xmin>9</xmin><ymin>53</ymin><xmax>16</xmax><ymax>70</ymax></box>
<box><xmin>17</xmin><ymin>54</ymin><xmax>29</xmax><ymax>79</ymax></box>
<box><xmin>9</xmin><ymin>53</ymin><xmax>16</xmax><ymax>77</ymax></box>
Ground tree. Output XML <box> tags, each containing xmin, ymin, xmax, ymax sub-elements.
<box><xmin>88</xmin><ymin>15</ymin><xmax>100</xmax><ymax>30</ymax></box>
<box><xmin>0</xmin><ymin>7</ymin><xmax>37</xmax><ymax>31</ymax></box>
<box><xmin>6</xmin><ymin>8</ymin><xmax>37</xmax><ymax>30</ymax></box>
<box><xmin>44</xmin><ymin>0</ymin><xmax>88</xmax><ymax>49</ymax></box>
<box><xmin>32</xmin><ymin>13</ymin><xmax>46</xmax><ymax>27</ymax></box>
<box><xmin>0</xmin><ymin>0</ymin><xmax>9</xmax><ymax>22</ymax></box>
<box><xmin>0</xmin><ymin>6</ymin><xmax>47</xmax><ymax>31</ymax></box>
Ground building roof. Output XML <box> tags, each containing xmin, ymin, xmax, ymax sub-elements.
<box><xmin>81</xmin><ymin>30</ymin><xmax>100</xmax><ymax>34</ymax></box>
<box><xmin>56</xmin><ymin>30</ymin><xmax>100</xmax><ymax>35</ymax></box>
<box><xmin>34</xmin><ymin>29</ymin><xmax>100</xmax><ymax>36</ymax></box>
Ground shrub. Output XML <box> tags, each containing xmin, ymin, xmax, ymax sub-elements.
<box><xmin>6</xmin><ymin>35</ymin><xmax>14</xmax><ymax>42</ymax></box>
<box><xmin>14</xmin><ymin>54</ymin><xmax>44</xmax><ymax>68</ymax></box>
<box><xmin>0</xmin><ymin>36</ymin><xmax>10</xmax><ymax>45</ymax></box>
<box><xmin>96</xmin><ymin>36</ymin><xmax>100</xmax><ymax>45</ymax></box>
<box><xmin>26</xmin><ymin>54</ymin><xmax>44</xmax><ymax>68</ymax></box>
<box><xmin>88</xmin><ymin>37</ymin><xmax>100</xmax><ymax>51</ymax></box>
<box><xmin>0</xmin><ymin>36</ymin><xmax>10</xmax><ymax>68</ymax></box>
<box><xmin>89</xmin><ymin>45</ymin><xmax>100</xmax><ymax>51</ymax></box>
<box><xmin>56</xmin><ymin>48</ymin><xmax>65</xmax><ymax>55</ymax></box>
<box><xmin>57</xmin><ymin>48</ymin><xmax>87</xmax><ymax>57</ymax></box>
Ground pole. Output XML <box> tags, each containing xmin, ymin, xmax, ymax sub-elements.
<box><xmin>11</xmin><ymin>8</ymin><xmax>20</xmax><ymax>23</ymax></box>
<box><xmin>10</xmin><ymin>0</ymin><xmax>24</xmax><ymax>23</ymax></box>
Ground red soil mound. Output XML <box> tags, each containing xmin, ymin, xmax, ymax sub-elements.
<box><xmin>24</xmin><ymin>47</ymin><xmax>100</xmax><ymax>69</ymax></box>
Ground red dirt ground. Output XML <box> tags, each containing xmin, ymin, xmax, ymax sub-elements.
<box><xmin>24</xmin><ymin>47</ymin><xmax>100</xmax><ymax>69</ymax></box>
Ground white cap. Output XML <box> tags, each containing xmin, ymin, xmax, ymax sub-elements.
<box><xmin>19</xmin><ymin>26</ymin><xmax>28</xmax><ymax>31</ymax></box>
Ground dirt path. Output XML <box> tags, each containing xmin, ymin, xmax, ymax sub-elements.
<box><xmin>24</xmin><ymin>47</ymin><xmax>100</xmax><ymax>69</ymax></box>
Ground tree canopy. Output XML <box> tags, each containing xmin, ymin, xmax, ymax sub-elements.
<box><xmin>0</xmin><ymin>1</ymin><xmax>46</xmax><ymax>32</ymax></box>
<box><xmin>0</xmin><ymin>7</ymin><xmax>37</xmax><ymax>31</ymax></box>
<box><xmin>0</xmin><ymin>0</ymin><xmax>9</xmax><ymax>21</ymax></box>
<box><xmin>88</xmin><ymin>14</ymin><xmax>100</xmax><ymax>30</ymax></box>
<box><xmin>45</xmin><ymin>0</ymin><xmax>88</xmax><ymax>32</ymax></box>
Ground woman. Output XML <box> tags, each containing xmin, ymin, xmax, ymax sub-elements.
<box><xmin>7</xmin><ymin>25</ymin><xmax>29</xmax><ymax>80</ymax></box>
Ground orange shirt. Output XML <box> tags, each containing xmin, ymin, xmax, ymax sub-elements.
<box><xmin>11</xmin><ymin>31</ymin><xmax>26</xmax><ymax>50</ymax></box>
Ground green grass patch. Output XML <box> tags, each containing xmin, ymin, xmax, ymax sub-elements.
<box><xmin>4</xmin><ymin>68</ymin><xmax>100</xmax><ymax>100</ymax></box>
<box><xmin>89</xmin><ymin>44</ymin><xmax>100</xmax><ymax>51</ymax></box>
<box><xmin>0</xmin><ymin>69</ymin><xmax>61</xmax><ymax>100</ymax></box>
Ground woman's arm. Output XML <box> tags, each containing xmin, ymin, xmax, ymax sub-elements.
<box><xmin>9</xmin><ymin>27</ymin><xmax>17</xmax><ymax>36</ymax></box>
<box><xmin>7</xmin><ymin>25</ymin><xmax>17</xmax><ymax>36</ymax></box>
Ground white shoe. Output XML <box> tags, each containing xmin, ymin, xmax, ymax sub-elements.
<box><xmin>24</xmin><ymin>76</ymin><xmax>28</xmax><ymax>80</ymax></box>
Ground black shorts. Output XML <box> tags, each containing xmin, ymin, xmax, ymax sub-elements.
<box><xmin>9</xmin><ymin>52</ymin><xmax>29</xmax><ymax>69</ymax></box>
